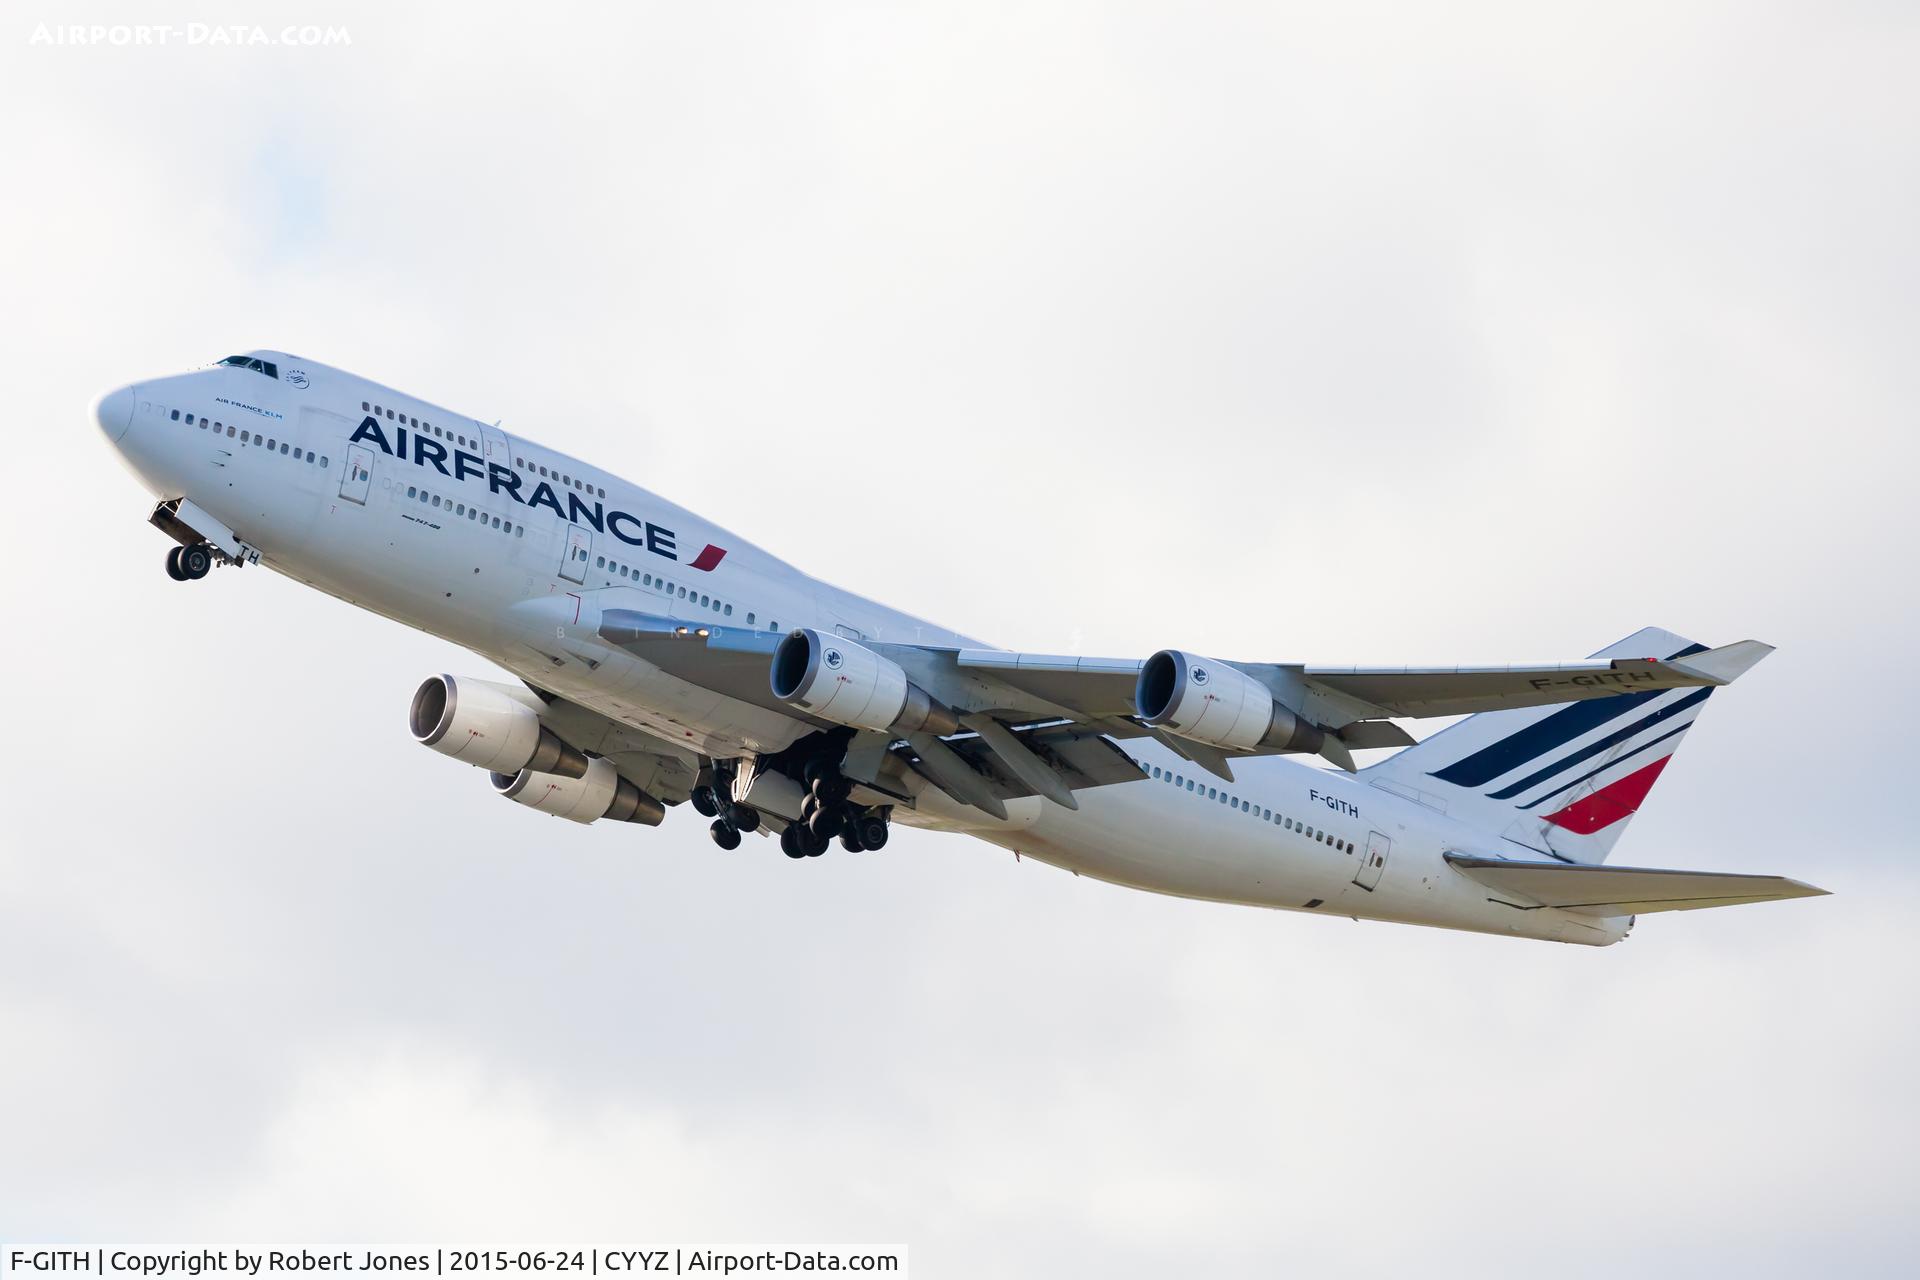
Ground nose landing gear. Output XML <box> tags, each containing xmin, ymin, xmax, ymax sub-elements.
<box><xmin>165</xmin><ymin>544</ymin><xmax>214</xmax><ymax>581</ymax></box>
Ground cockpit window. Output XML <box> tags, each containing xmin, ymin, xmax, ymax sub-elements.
<box><xmin>216</xmin><ymin>355</ymin><xmax>279</xmax><ymax>379</ymax></box>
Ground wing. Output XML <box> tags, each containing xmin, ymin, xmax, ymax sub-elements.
<box><xmin>590</xmin><ymin>601</ymin><xmax>1769</xmax><ymax>820</ymax></box>
<box><xmin>1445</xmin><ymin>854</ymin><xmax>1829</xmax><ymax>916</ymax></box>
<box><xmin>1295</xmin><ymin>640</ymin><xmax>1773</xmax><ymax>719</ymax></box>
<box><xmin>955</xmin><ymin>641</ymin><xmax>1771</xmax><ymax>725</ymax></box>
<box><xmin>530</xmin><ymin>682</ymin><xmax>702</xmax><ymax>803</ymax></box>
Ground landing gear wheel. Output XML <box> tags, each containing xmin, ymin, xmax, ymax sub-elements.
<box><xmin>803</xmin><ymin>758</ymin><xmax>832</xmax><ymax>790</ymax></box>
<box><xmin>165</xmin><ymin>546</ymin><xmax>187</xmax><ymax>581</ymax></box>
<box><xmin>808</xmin><ymin>804</ymin><xmax>846</xmax><ymax>840</ymax></box>
<box><xmin>780</xmin><ymin>825</ymin><xmax>807</xmax><ymax>859</ymax></box>
<box><xmin>178</xmin><ymin>544</ymin><xmax>213</xmax><ymax>579</ymax></box>
<box><xmin>839</xmin><ymin>829</ymin><xmax>866</xmax><ymax>853</ymax></box>
<box><xmin>801</xmin><ymin>827</ymin><xmax>829</xmax><ymax>857</ymax></box>
<box><xmin>856</xmin><ymin>814</ymin><xmax>889</xmax><ymax>850</ymax></box>
<box><xmin>691</xmin><ymin>786</ymin><xmax>719</xmax><ymax>818</ymax></box>
<box><xmin>726</xmin><ymin>804</ymin><xmax>761</xmax><ymax>833</ymax></box>
<box><xmin>709</xmin><ymin>819</ymin><xmax>741</xmax><ymax>850</ymax></box>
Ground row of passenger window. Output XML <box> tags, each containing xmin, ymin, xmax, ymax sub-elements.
<box><xmin>362</xmin><ymin>400</ymin><xmax>488</xmax><ymax>458</ymax></box>
<box><xmin>359</xmin><ymin>400</ymin><xmax>613</xmax><ymax>502</ymax></box>
<box><xmin>1144</xmin><ymin>762</ymin><xmax>1354</xmax><ymax>854</ymax></box>
<box><xmin>405</xmin><ymin>483</ymin><xmax>525</xmax><ymax>538</ymax></box>
<box><xmin>516</xmin><ymin>453</ymin><xmax>606</xmax><ymax>499</ymax></box>
<box><xmin>592</xmin><ymin>556</ymin><xmax>770</xmax><ymax>628</ymax></box>
<box><xmin>166</xmin><ymin>406</ymin><xmax>329</xmax><ymax>469</ymax></box>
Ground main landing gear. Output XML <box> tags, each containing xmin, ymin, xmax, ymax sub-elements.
<box><xmin>780</xmin><ymin>757</ymin><xmax>890</xmax><ymax>859</ymax></box>
<box><xmin>695</xmin><ymin>747</ymin><xmax>893</xmax><ymax>859</ymax></box>
<box><xmin>693</xmin><ymin>767</ymin><xmax>762</xmax><ymax>851</ymax></box>
<box><xmin>164</xmin><ymin>543</ymin><xmax>214</xmax><ymax>581</ymax></box>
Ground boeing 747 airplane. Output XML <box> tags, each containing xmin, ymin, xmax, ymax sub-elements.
<box><xmin>92</xmin><ymin>352</ymin><xmax>1826</xmax><ymax>945</ymax></box>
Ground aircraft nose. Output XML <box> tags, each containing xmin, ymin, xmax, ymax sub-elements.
<box><xmin>92</xmin><ymin>383</ymin><xmax>135</xmax><ymax>443</ymax></box>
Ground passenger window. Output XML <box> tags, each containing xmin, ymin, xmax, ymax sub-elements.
<box><xmin>320</xmin><ymin>456</ymin><xmax>328</xmax><ymax>467</ymax></box>
<box><xmin>240</xmin><ymin>430</ymin><xmax>250</xmax><ymax>443</ymax></box>
<box><xmin>723</xmin><ymin>604</ymin><xmax>732</xmax><ymax>616</ymax></box>
<box><xmin>170</xmin><ymin>410</ymin><xmax>180</xmax><ymax>421</ymax></box>
<box><xmin>407</xmin><ymin>486</ymin><xmax>417</xmax><ymax>498</ymax></box>
<box><xmin>227</xmin><ymin>426</ymin><xmax>235</xmax><ymax>437</ymax></box>
<box><xmin>186</xmin><ymin>413</ymin><xmax>196</xmax><ymax>424</ymax></box>
<box><xmin>432</xmin><ymin>495</ymin><xmax>441</xmax><ymax>507</ymax></box>
<box><xmin>746</xmin><ymin>613</ymin><xmax>755</xmax><ymax>625</ymax></box>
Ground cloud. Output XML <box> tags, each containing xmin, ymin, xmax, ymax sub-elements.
<box><xmin>2</xmin><ymin>3</ymin><xmax>1916</xmax><ymax>1275</ymax></box>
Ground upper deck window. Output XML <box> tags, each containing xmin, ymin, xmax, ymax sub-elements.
<box><xmin>217</xmin><ymin>355</ymin><xmax>279</xmax><ymax>379</ymax></box>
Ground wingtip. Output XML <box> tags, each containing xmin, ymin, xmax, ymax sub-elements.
<box><xmin>1669</xmin><ymin>639</ymin><xmax>1775</xmax><ymax>685</ymax></box>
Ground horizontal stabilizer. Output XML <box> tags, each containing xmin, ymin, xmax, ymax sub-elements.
<box><xmin>1446</xmin><ymin>854</ymin><xmax>1829</xmax><ymax>917</ymax></box>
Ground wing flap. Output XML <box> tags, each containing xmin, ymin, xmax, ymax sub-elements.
<box><xmin>1446</xmin><ymin>854</ymin><xmax>1829</xmax><ymax>917</ymax></box>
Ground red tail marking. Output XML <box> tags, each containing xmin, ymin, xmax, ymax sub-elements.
<box><xmin>689</xmin><ymin>544</ymin><xmax>727</xmax><ymax>572</ymax></box>
<box><xmin>1541</xmin><ymin>756</ymin><xmax>1673</xmax><ymax>834</ymax></box>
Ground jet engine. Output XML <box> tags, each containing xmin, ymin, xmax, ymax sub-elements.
<box><xmin>770</xmin><ymin>628</ymin><xmax>959</xmax><ymax>735</ymax></box>
<box><xmin>1135</xmin><ymin>650</ymin><xmax>1325</xmax><ymax>754</ymax></box>
<box><xmin>410</xmin><ymin>674</ymin><xmax>589</xmax><ymax>779</ymax></box>
<box><xmin>490</xmin><ymin>756</ymin><xmax>666</xmax><ymax>825</ymax></box>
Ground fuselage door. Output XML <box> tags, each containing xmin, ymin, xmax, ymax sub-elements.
<box><xmin>1355</xmin><ymin>831</ymin><xmax>1391</xmax><ymax>891</ymax></box>
<box><xmin>481</xmin><ymin>422</ymin><xmax>511</xmax><ymax>464</ymax></box>
<box><xmin>560</xmin><ymin>521</ymin><xmax>592</xmax><ymax>584</ymax></box>
<box><xmin>340</xmin><ymin>444</ymin><xmax>375</xmax><ymax>505</ymax></box>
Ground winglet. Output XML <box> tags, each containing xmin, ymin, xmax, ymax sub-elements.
<box><xmin>1667</xmin><ymin>639</ymin><xmax>1775</xmax><ymax>685</ymax></box>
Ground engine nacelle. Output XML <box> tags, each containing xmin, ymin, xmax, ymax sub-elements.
<box><xmin>770</xmin><ymin>629</ymin><xmax>958</xmax><ymax>735</ymax></box>
<box><xmin>491</xmin><ymin>756</ymin><xmax>665</xmax><ymax>825</ymax></box>
<box><xmin>1135</xmin><ymin>650</ymin><xmax>1325</xmax><ymax>755</ymax></box>
<box><xmin>410</xmin><ymin>674</ymin><xmax>589</xmax><ymax>779</ymax></box>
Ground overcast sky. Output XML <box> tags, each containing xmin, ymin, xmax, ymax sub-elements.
<box><xmin>2</xmin><ymin>3</ymin><xmax>1916</xmax><ymax>1275</ymax></box>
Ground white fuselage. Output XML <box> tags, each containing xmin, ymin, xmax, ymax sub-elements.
<box><xmin>97</xmin><ymin>354</ymin><xmax>1630</xmax><ymax>946</ymax></box>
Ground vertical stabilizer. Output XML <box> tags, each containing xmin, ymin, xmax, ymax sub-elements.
<box><xmin>1362</xmin><ymin>628</ymin><xmax>1762</xmax><ymax>864</ymax></box>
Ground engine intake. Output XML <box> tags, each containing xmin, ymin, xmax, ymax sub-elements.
<box><xmin>770</xmin><ymin>629</ymin><xmax>958</xmax><ymax>735</ymax></box>
<box><xmin>1136</xmin><ymin>650</ymin><xmax>1325</xmax><ymax>755</ymax></box>
<box><xmin>491</xmin><ymin>756</ymin><xmax>665</xmax><ymax>825</ymax></box>
<box><xmin>410</xmin><ymin>674</ymin><xmax>589</xmax><ymax>779</ymax></box>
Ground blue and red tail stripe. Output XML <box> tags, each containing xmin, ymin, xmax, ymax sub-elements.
<box><xmin>1538</xmin><ymin>756</ymin><xmax>1673</xmax><ymax>834</ymax></box>
<box><xmin>1429</xmin><ymin>643</ymin><xmax>1707</xmax><ymax>791</ymax></box>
